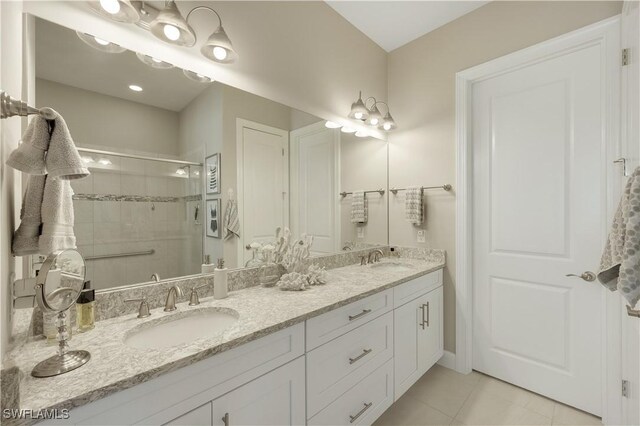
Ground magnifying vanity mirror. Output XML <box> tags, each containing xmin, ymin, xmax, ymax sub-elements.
<box><xmin>32</xmin><ymin>249</ymin><xmax>90</xmax><ymax>378</ymax></box>
<box><xmin>29</xmin><ymin>17</ymin><xmax>389</xmax><ymax>294</ymax></box>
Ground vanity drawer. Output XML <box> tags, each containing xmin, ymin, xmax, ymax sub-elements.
<box><xmin>308</xmin><ymin>358</ymin><xmax>394</xmax><ymax>426</ymax></box>
<box><xmin>393</xmin><ymin>269</ymin><xmax>443</xmax><ymax>308</ymax></box>
<box><xmin>306</xmin><ymin>288</ymin><xmax>393</xmax><ymax>351</ymax></box>
<box><xmin>307</xmin><ymin>311</ymin><xmax>393</xmax><ymax>418</ymax></box>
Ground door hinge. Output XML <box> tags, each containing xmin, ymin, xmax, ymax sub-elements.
<box><xmin>622</xmin><ymin>48</ymin><xmax>629</xmax><ymax>66</ymax></box>
<box><xmin>622</xmin><ymin>380</ymin><xmax>630</xmax><ymax>398</ymax></box>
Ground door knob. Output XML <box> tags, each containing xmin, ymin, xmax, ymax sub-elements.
<box><xmin>565</xmin><ymin>271</ymin><xmax>596</xmax><ymax>282</ymax></box>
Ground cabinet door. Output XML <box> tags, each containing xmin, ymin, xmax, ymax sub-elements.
<box><xmin>212</xmin><ymin>357</ymin><xmax>305</xmax><ymax>426</ymax></box>
<box><xmin>418</xmin><ymin>286</ymin><xmax>443</xmax><ymax>373</ymax></box>
<box><xmin>165</xmin><ymin>403</ymin><xmax>212</xmax><ymax>426</ymax></box>
<box><xmin>393</xmin><ymin>294</ymin><xmax>426</xmax><ymax>399</ymax></box>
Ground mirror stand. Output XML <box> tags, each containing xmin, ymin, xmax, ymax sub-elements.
<box><xmin>31</xmin><ymin>310</ymin><xmax>91</xmax><ymax>378</ymax></box>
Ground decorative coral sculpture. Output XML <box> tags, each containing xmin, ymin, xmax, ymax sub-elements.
<box><xmin>307</xmin><ymin>264</ymin><xmax>328</xmax><ymax>286</ymax></box>
<box><xmin>277</xmin><ymin>272</ymin><xmax>309</xmax><ymax>291</ymax></box>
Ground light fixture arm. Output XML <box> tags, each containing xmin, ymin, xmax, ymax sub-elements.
<box><xmin>364</xmin><ymin>97</ymin><xmax>378</xmax><ymax>109</ymax></box>
<box><xmin>374</xmin><ymin>101</ymin><xmax>390</xmax><ymax>115</ymax></box>
<box><xmin>185</xmin><ymin>6</ymin><xmax>223</xmax><ymax>29</ymax></box>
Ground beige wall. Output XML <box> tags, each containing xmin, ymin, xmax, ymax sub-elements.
<box><xmin>387</xmin><ymin>1</ymin><xmax>622</xmax><ymax>353</ymax></box>
<box><xmin>36</xmin><ymin>79</ymin><xmax>180</xmax><ymax>157</ymax></box>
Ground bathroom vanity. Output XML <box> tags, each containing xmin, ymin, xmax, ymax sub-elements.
<box><xmin>3</xmin><ymin>255</ymin><xmax>444</xmax><ymax>425</ymax></box>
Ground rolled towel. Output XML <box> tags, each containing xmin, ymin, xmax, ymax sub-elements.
<box><xmin>12</xmin><ymin>175</ymin><xmax>46</xmax><ymax>256</ymax></box>
<box><xmin>39</xmin><ymin>178</ymin><xmax>77</xmax><ymax>254</ymax></box>
<box><xmin>45</xmin><ymin>112</ymin><xmax>90</xmax><ymax>180</ymax></box>
<box><xmin>6</xmin><ymin>115</ymin><xmax>50</xmax><ymax>175</ymax></box>
<box><xmin>405</xmin><ymin>186</ymin><xmax>423</xmax><ymax>225</ymax></box>
<box><xmin>350</xmin><ymin>191</ymin><xmax>368</xmax><ymax>224</ymax></box>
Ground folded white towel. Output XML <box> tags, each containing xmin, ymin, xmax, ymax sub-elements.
<box><xmin>350</xmin><ymin>191</ymin><xmax>368</xmax><ymax>224</ymax></box>
<box><xmin>39</xmin><ymin>178</ymin><xmax>76</xmax><ymax>254</ymax></box>
<box><xmin>12</xmin><ymin>175</ymin><xmax>46</xmax><ymax>256</ymax></box>
<box><xmin>46</xmin><ymin>112</ymin><xmax>90</xmax><ymax>180</ymax></box>
<box><xmin>598</xmin><ymin>166</ymin><xmax>640</xmax><ymax>307</ymax></box>
<box><xmin>405</xmin><ymin>186</ymin><xmax>423</xmax><ymax>225</ymax></box>
<box><xmin>223</xmin><ymin>199</ymin><xmax>240</xmax><ymax>240</ymax></box>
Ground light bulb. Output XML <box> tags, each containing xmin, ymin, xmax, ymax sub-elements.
<box><xmin>354</xmin><ymin>112</ymin><xmax>363</xmax><ymax>119</ymax></box>
<box><xmin>100</xmin><ymin>0</ymin><xmax>120</xmax><ymax>14</ymax></box>
<box><xmin>94</xmin><ymin>37</ymin><xmax>110</xmax><ymax>46</ymax></box>
<box><xmin>383</xmin><ymin>123</ymin><xmax>392</xmax><ymax>131</ymax></box>
<box><xmin>370</xmin><ymin>118</ymin><xmax>379</xmax><ymax>126</ymax></box>
<box><xmin>325</xmin><ymin>121</ymin><xmax>341</xmax><ymax>129</ymax></box>
<box><xmin>212</xmin><ymin>46</ymin><xmax>228</xmax><ymax>61</ymax></box>
<box><xmin>163</xmin><ymin>24</ymin><xmax>181</xmax><ymax>41</ymax></box>
<box><xmin>129</xmin><ymin>84</ymin><xmax>143</xmax><ymax>92</ymax></box>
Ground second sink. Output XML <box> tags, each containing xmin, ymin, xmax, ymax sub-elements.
<box><xmin>124</xmin><ymin>307</ymin><xmax>239</xmax><ymax>350</ymax></box>
<box><xmin>369</xmin><ymin>261</ymin><xmax>415</xmax><ymax>273</ymax></box>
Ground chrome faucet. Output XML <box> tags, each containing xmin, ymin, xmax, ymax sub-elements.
<box><xmin>164</xmin><ymin>285</ymin><xmax>183</xmax><ymax>312</ymax></box>
<box><xmin>367</xmin><ymin>249</ymin><xmax>384</xmax><ymax>264</ymax></box>
<box><xmin>150</xmin><ymin>273</ymin><xmax>160</xmax><ymax>282</ymax></box>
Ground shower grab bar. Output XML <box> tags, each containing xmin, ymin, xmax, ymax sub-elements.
<box><xmin>85</xmin><ymin>249</ymin><xmax>155</xmax><ymax>261</ymax></box>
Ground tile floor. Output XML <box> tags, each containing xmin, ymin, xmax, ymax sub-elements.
<box><xmin>374</xmin><ymin>365</ymin><xmax>601</xmax><ymax>426</ymax></box>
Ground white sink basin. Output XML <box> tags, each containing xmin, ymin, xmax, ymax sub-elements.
<box><xmin>124</xmin><ymin>308</ymin><xmax>239</xmax><ymax>350</ymax></box>
<box><xmin>369</xmin><ymin>261</ymin><xmax>415</xmax><ymax>273</ymax></box>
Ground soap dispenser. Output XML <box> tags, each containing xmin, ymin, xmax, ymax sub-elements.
<box><xmin>202</xmin><ymin>254</ymin><xmax>215</xmax><ymax>274</ymax></box>
<box><xmin>214</xmin><ymin>258</ymin><xmax>228</xmax><ymax>299</ymax></box>
<box><xmin>76</xmin><ymin>281</ymin><xmax>95</xmax><ymax>332</ymax></box>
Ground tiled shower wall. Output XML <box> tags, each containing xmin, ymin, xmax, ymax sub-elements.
<box><xmin>71</xmin><ymin>155</ymin><xmax>203</xmax><ymax>290</ymax></box>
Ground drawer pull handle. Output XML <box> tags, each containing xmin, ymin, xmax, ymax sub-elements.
<box><xmin>349</xmin><ymin>348</ymin><xmax>373</xmax><ymax>364</ymax></box>
<box><xmin>222</xmin><ymin>413</ymin><xmax>229</xmax><ymax>426</ymax></box>
<box><xmin>348</xmin><ymin>309</ymin><xmax>372</xmax><ymax>321</ymax></box>
<box><xmin>349</xmin><ymin>402</ymin><xmax>373</xmax><ymax>423</ymax></box>
<box><xmin>419</xmin><ymin>302</ymin><xmax>430</xmax><ymax>329</ymax></box>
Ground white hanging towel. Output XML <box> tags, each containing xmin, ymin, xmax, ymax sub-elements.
<box><xmin>405</xmin><ymin>186</ymin><xmax>423</xmax><ymax>225</ymax></box>
<box><xmin>350</xmin><ymin>191</ymin><xmax>368</xmax><ymax>224</ymax></box>
<box><xmin>223</xmin><ymin>189</ymin><xmax>240</xmax><ymax>240</ymax></box>
<box><xmin>598</xmin><ymin>166</ymin><xmax>640</xmax><ymax>307</ymax></box>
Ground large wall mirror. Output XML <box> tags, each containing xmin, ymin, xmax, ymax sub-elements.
<box><xmin>31</xmin><ymin>17</ymin><xmax>389</xmax><ymax>291</ymax></box>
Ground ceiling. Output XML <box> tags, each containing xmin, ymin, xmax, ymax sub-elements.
<box><xmin>35</xmin><ymin>18</ymin><xmax>209</xmax><ymax>112</ymax></box>
<box><xmin>326</xmin><ymin>1</ymin><xmax>489</xmax><ymax>52</ymax></box>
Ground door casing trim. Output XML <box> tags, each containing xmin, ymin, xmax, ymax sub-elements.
<box><xmin>454</xmin><ymin>15</ymin><xmax>622</xmax><ymax>424</ymax></box>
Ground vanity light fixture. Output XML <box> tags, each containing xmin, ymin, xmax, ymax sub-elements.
<box><xmin>348</xmin><ymin>91</ymin><xmax>369</xmax><ymax>120</ymax></box>
<box><xmin>88</xmin><ymin>0</ymin><xmax>139</xmax><ymax>23</ymax></box>
<box><xmin>76</xmin><ymin>31</ymin><xmax>126</xmax><ymax>53</ymax></box>
<box><xmin>382</xmin><ymin>111</ymin><xmax>397</xmax><ymax>131</ymax></box>
<box><xmin>135</xmin><ymin>52</ymin><xmax>174</xmax><ymax>69</ymax></box>
<box><xmin>199</xmin><ymin>10</ymin><xmax>238</xmax><ymax>64</ymax></box>
<box><xmin>325</xmin><ymin>121</ymin><xmax>342</xmax><ymax>129</ymax></box>
<box><xmin>365</xmin><ymin>103</ymin><xmax>383</xmax><ymax>127</ymax></box>
<box><xmin>341</xmin><ymin>126</ymin><xmax>356</xmax><ymax>134</ymax></box>
<box><xmin>128</xmin><ymin>84</ymin><xmax>143</xmax><ymax>92</ymax></box>
<box><xmin>175</xmin><ymin>166</ymin><xmax>188</xmax><ymax>176</ymax></box>
<box><xmin>183</xmin><ymin>69</ymin><xmax>214</xmax><ymax>83</ymax></box>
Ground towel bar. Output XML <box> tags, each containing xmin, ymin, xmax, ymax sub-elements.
<box><xmin>390</xmin><ymin>184</ymin><xmax>452</xmax><ymax>194</ymax></box>
<box><xmin>627</xmin><ymin>305</ymin><xmax>640</xmax><ymax>318</ymax></box>
<box><xmin>340</xmin><ymin>189</ymin><xmax>385</xmax><ymax>198</ymax></box>
<box><xmin>85</xmin><ymin>249</ymin><xmax>155</xmax><ymax>261</ymax></box>
<box><xmin>0</xmin><ymin>91</ymin><xmax>56</xmax><ymax>120</ymax></box>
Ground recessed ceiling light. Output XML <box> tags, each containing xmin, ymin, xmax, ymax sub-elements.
<box><xmin>325</xmin><ymin>121</ymin><xmax>341</xmax><ymax>129</ymax></box>
<box><xmin>129</xmin><ymin>84</ymin><xmax>143</xmax><ymax>92</ymax></box>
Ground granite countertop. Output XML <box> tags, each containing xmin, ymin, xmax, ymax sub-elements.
<box><xmin>2</xmin><ymin>256</ymin><xmax>444</xmax><ymax>417</ymax></box>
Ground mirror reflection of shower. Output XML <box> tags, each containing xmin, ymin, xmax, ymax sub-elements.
<box><xmin>70</xmin><ymin>149</ymin><xmax>203</xmax><ymax>290</ymax></box>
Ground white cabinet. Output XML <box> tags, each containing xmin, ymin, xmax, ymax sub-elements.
<box><xmin>165</xmin><ymin>403</ymin><xmax>212</xmax><ymax>426</ymax></box>
<box><xmin>212</xmin><ymin>357</ymin><xmax>306</xmax><ymax>426</ymax></box>
<box><xmin>394</xmin><ymin>286</ymin><xmax>443</xmax><ymax>399</ymax></box>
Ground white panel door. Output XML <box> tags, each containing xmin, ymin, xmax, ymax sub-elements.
<box><xmin>290</xmin><ymin>122</ymin><xmax>340</xmax><ymax>254</ymax></box>
<box><xmin>238</xmin><ymin>120</ymin><xmax>288</xmax><ymax>266</ymax></box>
<box><xmin>622</xmin><ymin>2</ymin><xmax>640</xmax><ymax>424</ymax></box>
<box><xmin>473</xmin><ymin>42</ymin><xmax>607</xmax><ymax>415</ymax></box>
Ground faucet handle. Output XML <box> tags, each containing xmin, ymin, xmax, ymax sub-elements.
<box><xmin>360</xmin><ymin>255</ymin><xmax>368</xmax><ymax>266</ymax></box>
<box><xmin>125</xmin><ymin>298</ymin><xmax>151</xmax><ymax>318</ymax></box>
<box><xmin>189</xmin><ymin>283</ymin><xmax>211</xmax><ymax>306</ymax></box>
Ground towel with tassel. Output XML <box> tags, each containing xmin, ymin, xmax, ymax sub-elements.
<box><xmin>405</xmin><ymin>186</ymin><xmax>423</xmax><ymax>225</ymax></box>
<box><xmin>350</xmin><ymin>191</ymin><xmax>368</xmax><ymax>224</ymax></box>
<box><xmin>223</xmin><ymin>190</ymin><xmax>240</xmax><ymax>240</ymax></box>
<box><xmin>7</xmin><ymin>110</ymin><xmax>89</xmax><ymax>255</ymax></box>
<box><xmin>598</xmin><ymin>166</ymin><xmax>640</xmax><ymax>307</ymax></box>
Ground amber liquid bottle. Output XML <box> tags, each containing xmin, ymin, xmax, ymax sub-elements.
<box><xmin>76</xmin><ymin>281</ymin><xmax>95</xmax><ymax>332</ymax></box>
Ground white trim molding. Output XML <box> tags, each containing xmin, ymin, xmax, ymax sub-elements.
<box><xmin>455</xmin><ymin>16</ymin><xmax>622</xmax><ymax>424</ymax></box>
<box><xmin>437</xmin><ymin>350</ymin><xmax>456</xmax><ymax>371</ymax></box>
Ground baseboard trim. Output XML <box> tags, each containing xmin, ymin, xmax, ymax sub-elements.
<box><xmin>437</xmin><ymin>350</ymin><xmax>456</xmax><ymax>370</ymax></box>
